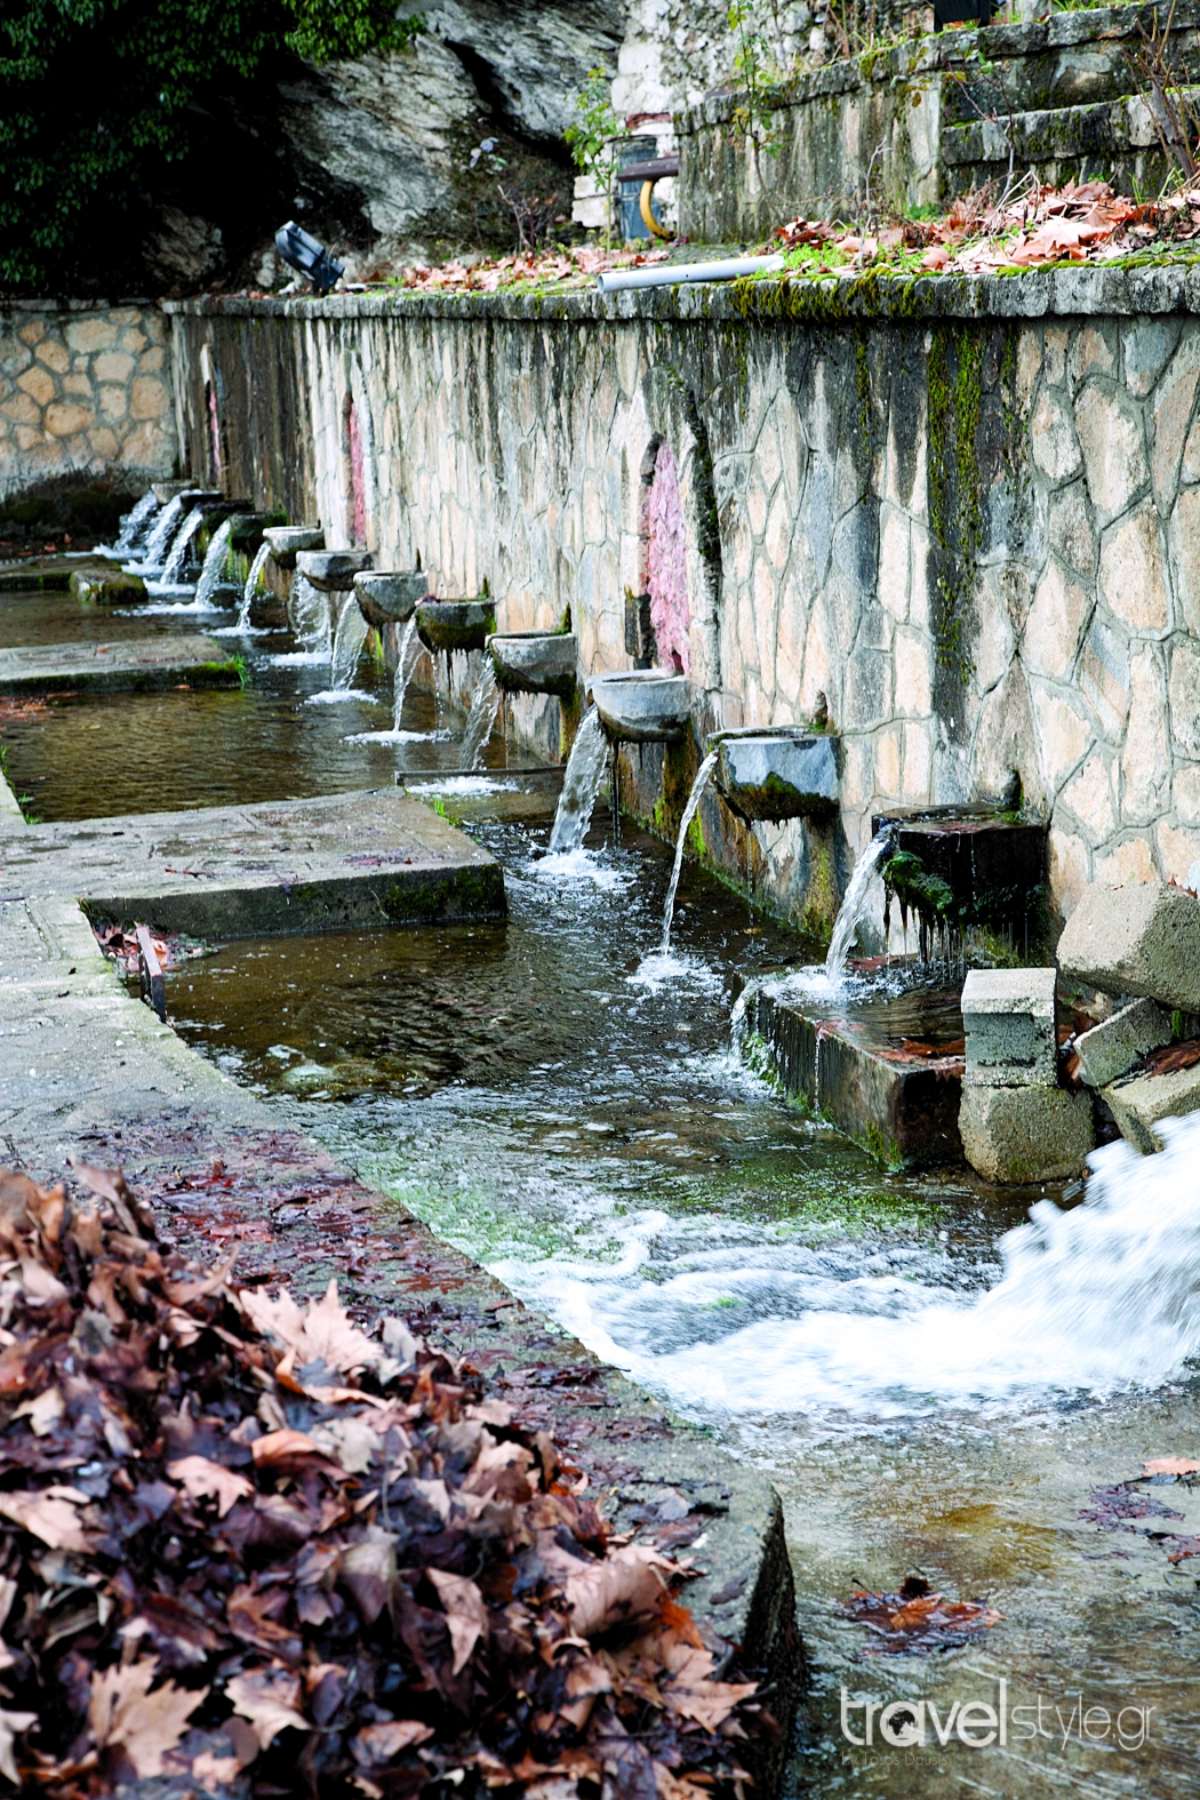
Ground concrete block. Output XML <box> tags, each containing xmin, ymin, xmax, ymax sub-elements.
<box><xmin>1103</xmin><ymin>1062</ymin><xmax>1200</xmax><ymax>1154</ymax></box>
<box><xmin>1075</xmin><ymin>997</ymin><xmax>1171</xmax><ymax>1090</ymax></box>
<box><xmin>1058</xmin><ymin>880</ymin><xmax>1200</xmax><ymax>1011</ymax></box>
<box><xmin>959</xmin><ymin>1084</ymin><xmax>1095</xmax><ymax>1184</ymax></box>
<box><xmin>962</xmin><ymin>967</ymin><xmax>1057</xmax><ymax>1087</ymax></box>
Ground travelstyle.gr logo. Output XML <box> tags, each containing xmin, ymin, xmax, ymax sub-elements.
<box><xmin>840</xmin><ymin>1681</ymin><xmax>1155</xmax><ymax>1752</ymax></box>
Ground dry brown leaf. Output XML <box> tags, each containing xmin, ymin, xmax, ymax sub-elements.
<box><xmin>428</xmin><ymin>1569</ymin><xmax>488</xmax><ymax>1673</ymax></box>
<box><xmin>226</xmin><ymin>1667</ymin><xmax>311</xmax><ymax>1750</ymax></box>
<box><xmin>0</xmin><ymin>1488</ymin><xmax>89</xmax><ymax>1552</ymax></box>
<box><xmin>565</xmin><ymin>1545</ymin><xmax>671</xmax><ymax>1639</ymax></box>
<box><xmin>168</xmin><ymin>1454</ymin><xmax>254</xmax><ymax>1517</ymax></box>
<box><xmin>88</xmin><ymin>1659</ymin><xmax>201</xmax><ymax>1777</ymax></box>
<box><xmin>0</xmin><ymin>1707</ymin><xmax>35</xmax><ymax>1785</ymax></box>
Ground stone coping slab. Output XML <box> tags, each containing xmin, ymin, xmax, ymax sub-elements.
<box><xmin>166</xmin><ymin>259</ymin><xmax>1200</xmax><ymax>326</ymax></box>
<box><xmin>0</xmin><ymin>787</ymin><xmax>506</xmax><ymax>939</ymax></box>
<box><xmin>0</xmin><ymin>633</ymin><xmax>242</xmax><ymax>697</ymax></box>
<box><xmin>0</xmin><ymin>842</ymin><xmax>798</xmax><ymax>1791</ymax></box>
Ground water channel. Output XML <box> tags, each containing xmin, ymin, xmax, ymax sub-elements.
<box><xmin>3</xmin><ymin>572</ymin><xmax>1199</xmax><ymax>1796</ymax></box>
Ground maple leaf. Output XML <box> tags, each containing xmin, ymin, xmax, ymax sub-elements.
<box><xmin>428</xmin><ymin>1569</ymin><xmax>489</xmax><ymax>1673</ymax></box>
<box><xmin>565</xmin><ymin>1545</ymin><xmax>671</xmax><ymax>1638</ymax></box>
<box><xmin>88</xmin><ymin>1659</ymin><xmax>201</xmax><ymax>1777</ymax></box>
<box><xmin>168</xmin><ymin>1455</ymin><xmax>254</xmax><ymax>1517</ymax></box>
<box><xmin>0</xmin><ymin>1488</ymin><xmax>89</xmax><ymax>1551</ymax></box>
<box><xmin>226</xmin><ymin>1667</ymin><xmax>311</xmax><ymax>1750</ymax></box>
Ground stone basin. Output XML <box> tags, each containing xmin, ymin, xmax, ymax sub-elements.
<box><xmin>264</xmin><ymin>526</ymin><xmax>324</xmax><ymax>570</ymax></box>
<box><xmin>710</xmin><ymin>727</ymin><xmax>839</xmax><ymax>823</ymax></box>
<box><xmin>354</xmin><ymin>570</ymin><xmax>428</xmax><ymax>628</ymax></box>
<box><xmin>487</xmin><ymin>631</ymin><xmax>577</xmax><ymax>699</ymax></box>
<box><xmin>172</xmin><ymin>487</ymin><xmax>224</xmax><ymax>511</ymax></box>
<box><xmin>590</xmin><ymin>669</ymin><xmax>691</xmax><ymax>743</ymax></box>
<box><xmin>295</xmin><ymin>548</ymin><xmax>373</xmax><ymax>592</ymax></box>
<box><xmin>224</xmin><ymin>510</ymin><xmax>284</xmax><ymax>554</ymax></box>
<box><xmin>415</xmin><ymin>597</ymin><xmax>497</xmax><ymax>654</ymax></box>
<box><xmin>151</xmin><ymin>480</ymin><xmax>192</xmax><ymax>503</ymax></box>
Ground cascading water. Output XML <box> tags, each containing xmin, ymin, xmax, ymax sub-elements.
<box><xmin>639</xmin><ymin>1111</ymin><xmax>1200</xmax><ymax>1416</ymax></box>
<box><xmin>823</xmin><ymin>827</ymin><xmax>893</xmax><ymax>984</ymax></box>
<box><xmin>105</xmin><ymin>489</ymin><xmax>158</xmax><ymax>556</ymax></box>
<box><xmin>284</xmin><ymin>571</ymin><xmax>332</xmax><ymax>662</ymax></box>
<box><xmin>391</xmin><ymin>617</ymin><xmax>419</xmax><ymax>730</ymax></box>
<box><xmin>191</xmin><ymin>516</ymin><xmax>238</xmax><ymax>610</ymax></box>
<box><xmin>148</xmin><ymin>505</ymin><xmax>206</xmax><ymax>593</ymax></box>
<box><xmin>129</xmin><ymin>492</ymin><xmax>186</xmax><ymax>574</ymax></box>
<box><xmin>235</xmin><ymin>541</ymin><xmax>272</xmax><ymax>632</ymax></box>
<box><xmin>325</xmin><ymin>593</ymin><xmax>369</xmax><ymax>694</ymax></box>
<box><xmin>547</xmin><ymin>708</ymin><xmax>608</xmax><ymax>855</ymax></box>
<box><xmin>460</xmin><ymin>661</ymin><xmax>500</xmax><ymax>770</ymax></box>
<box><xmin>659</xmin><ymin>750</ymin><xmax>719</xmax><ymax>955</ymax></box>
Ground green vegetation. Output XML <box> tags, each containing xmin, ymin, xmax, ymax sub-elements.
<box><xmin>565</xmin><ymin>66</ymin><xmax>620</xmax><ymax>226</ymax></box>
<box><xmin>0</xmin><ymin>1</ymin><xmax>424</xmax><ymax>291</ymax></box>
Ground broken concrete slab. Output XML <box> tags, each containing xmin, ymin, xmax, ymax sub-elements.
<box><xmin>1058</xmin><ymin>880</ymin><xmax>1200</xmax><ymax>1012</ymax></box>
<box><xmin>1103</xmin><ymin>1063</ymin><xmax>1200</xmax><ymax>1154</ymax></box>
<box><xmin>962</xmin><ymin>967</ymin><xmax>1057</xmax><ymax>1087</ymax></box>
<box><xmin>1076</xmin><ymin>997</ymin><xmax>1172</xmax><ymax>1090</ymax></box>
<box><xmin>68</xmin><ymin>567</ymin><xmax>147</xmax><ymax>606</ymax></box>
<box><xmin>959</xmin><ymin>1083</ymin><xmax>1095</xmax><ymax>1184</ymax></box>
<box><xmin>0</xmin><ymin>635</ymin><xmax>243</xmax><ymax>698</ymax></box>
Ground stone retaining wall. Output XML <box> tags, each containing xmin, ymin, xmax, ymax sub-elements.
<box><xmin>167</xmin><ymin>268</ymin><xmax>1200</xmax><ymax>936</ymax></box>
<box><xmin>0</xmin><ymin>301</ymin><xmax>176</xmax><ymax>501</ymax></box>
<box><xmin>676</xmin><ymin>2</ymin><xmax>1200</xmax><ymax>240</ymax></box>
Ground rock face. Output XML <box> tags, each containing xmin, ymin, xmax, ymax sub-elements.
<box><xmin>1059</xmin><ymin>881</ymin><xmax>1200</xmax><ymax>1013</ymax></box>
<box><xmin>272</xmin><ymin>1</ymin><xmax>623</xmax><ymax>274</ymax></box>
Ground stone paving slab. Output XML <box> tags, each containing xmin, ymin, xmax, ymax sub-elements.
<box><xmin>0</xmin><ymin>871</ymin><xmax>798</xmax><ymax>1792</ymax></box>
<box><xmin>0</xmin><ymin>787</ymin><xmax>506</xmax><ymax>938</ymax></box>
<box><xmin>0</xmin><ymin>633</ymin><xmax>242</xmax><ymax>696</ymax></box>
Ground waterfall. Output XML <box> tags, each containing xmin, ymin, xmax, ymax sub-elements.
<box><xmin>823</xmin><ymin>828</ymin><xmax>893</xmax><ymax>984</ymax></box>
<box><xmin>236</xmin><ymin>540</ymin><xmax>272</xmax><ymax>632</ymax></box>
<box><xmin>131</xmin><ymin>492</ymin><xmax>187</xmax><ymax>573</ymax></box>
<box><xmin>192</xmin><ymin>516</ymin><xmax>238</xmax><ymax>610</ymax></box>
<box><xmin>670</xmin><ymin>1109</ymin><xmax>1200</xmax><ymax>1413</ymax></box>
<box><xmin>150</xmin><ymin>505</ymin><xmax>206</xmax><ymax>591</ymax></box>
<box><xmin>329</xmin><ymin>593</ymin><xmax>368</xmax><ymax>691</ymax></box>
<box><xmin>391</xmin><ymin>616</ymin><xmax>419</xmax><ymax>730</ymax></box>
<box><xmin>288</xmin><ymin>571</ymin><xmax>332</xmax><ymax>658</ymax></box>
<box><xmin>548</xmin><ymin>708</ymin><xmax>608</xmax><ymax>854</ymax></box>
<box><xmin>659</xmin><ymin>750</ymin><xmax>719</xmax><ymax>955</ymax></box>
<box><xmin>460</xmin><ymin>661</ymin><xmax>500</xmax><ymax>770</ymax></box>
<box><xmin>108</xmin><ymin>489</ymin><xmax>158</xmax><ymax>556</ymax></box>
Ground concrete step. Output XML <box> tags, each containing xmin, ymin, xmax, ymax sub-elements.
<box><xmin>0</xmin><ymin>634</ymin><xmax>244</xmax><ymax>697</ymax></box>
<box><xmin>943</xmin><ymin>89</ymin><xmax>1200</xmax><ymax>195</ymax></box>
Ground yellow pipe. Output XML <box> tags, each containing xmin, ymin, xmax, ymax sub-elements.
<box><xmin>639</xmin><ymin>179</ymin><xmax>672</xmax><ymax>240</ymax></box>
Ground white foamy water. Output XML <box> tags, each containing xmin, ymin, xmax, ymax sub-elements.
<box><xmin>306</xmin><ymin>688</ymin><xmax>377</xmax><ymax>706</ymax></box>
<box><xmin>490</xmin><ymin>1113</ymin><xmax>1200</xmax><ymax>1421</ymax></box>
<box><xmin>629</xmin><ymin>948</ymin><xmax>723</xmax><ymax>995</ymax></box>
<box><xmin>532</xmin><ymin>848</ymin><xmax>633</xmax><ymax>892</ymax></box>
<box><xmin>548</xmin><ymin>708</ymin><xmax>607</xmax><ymax>854</ymax></box>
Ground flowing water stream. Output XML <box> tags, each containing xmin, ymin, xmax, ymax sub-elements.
<box><xmin>235</xmin><ymin>540</ymin><xmax>273</xmax><ymax>632</ymax></box>
<box><xmin>146</xmin><ymin>504</ymin><xmax>206</xmax><ymax>595</ymax></box>
<box><xmin>8</xmin><ymin>574</ymin><xmax>1200</xmax><ymax>1795</ymax></box>
<box><xmin>127</xmin><ymin>491</ymin><xmax>186</xmax><ymax>574</ymax></box>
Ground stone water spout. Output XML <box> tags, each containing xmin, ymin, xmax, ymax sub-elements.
<box><xmin>487</xmin><ymin>631</ymin><xmax>578</xmax><ymax>701</ymax></box>
<box><xmin>415</xmin><ymin>597</ymin><xmax>497</xmax><ymax>655</ymax></box>
<box><xmin>589</xmin><ymin>670</ymin><xmax>690</xmax><ymax>744</ymax></box>
<box><xmin>710</xmin><ymin>726</ymin><xmax>839</xmax><ymax>823</ymax></box>
<box><xmin>354</xmin><ymin>570</ymin><xmax>427</xmax><ymax>630</ymax></box>
<box><xmin>294</xmin><ymin>548</ymin><xmax>373</xmax><ymax>593</ymax></box>
<box><xmin>264</xmin><ymin>526</ymin><xmax>324</xmax><ymax>570</ymax></box>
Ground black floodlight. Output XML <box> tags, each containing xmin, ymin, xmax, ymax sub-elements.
<box><xmin>274</xmin><ymin>221</ymin><xmax>344</xmax><ymax>293</ymax></box>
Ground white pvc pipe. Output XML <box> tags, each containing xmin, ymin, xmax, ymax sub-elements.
<box><xmin>595</xmin><ymin>253</ymin><xmax>786</xmax><ymax>294</ymax></box>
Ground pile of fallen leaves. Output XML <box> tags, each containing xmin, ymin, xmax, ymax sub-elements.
<box><xmin>0</xmin><ymin>1166</ymin><xmax>761</xmax><ymax>1796</ymax></box>
<box><xmin>389</xmin><ymin>245</ymin><xmax>671</xmax><ymax>295</ymax></box>
<box><xmin>774</xmin><ymin>179</ymin><xmax>1200</xmax><ymax>277</ymax></box>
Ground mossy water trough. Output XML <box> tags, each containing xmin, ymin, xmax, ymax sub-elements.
<box><xmin>591</xmin><ymin>670</ymin><xmax>691</xmax><ymax>743</ymax></box>
<box><xmin>295</xmin><ymin>549</ymin><xmax>373</xmax><ymax>593</ymax></box>
<box><xmin>415</xmin><ymin>598</ymin><xmax>497</xmax><ymax>654</ymax></box>
<box><xmin>69</xmin><ymin>567</ymin><xmax>147</xmax><ymax>607</ymax></box>
<box><xmin>354</xmin><ymin>570</ymin><xmax>428</xmax><ymax>629</ymax></box>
